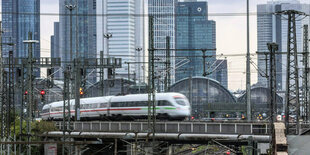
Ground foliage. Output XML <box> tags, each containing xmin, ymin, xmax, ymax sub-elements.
<box><xmin>7</xmin><ymin>115</ymin><xmax>58</xmax><ymax>154</ymax></box>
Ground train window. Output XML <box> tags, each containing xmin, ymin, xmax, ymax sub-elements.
<box><xmin>42</xmin><ymin>108</ymin><xmax>49</xmax><ymax>113</ymax></box>
<box><xmin>84</xmin><ymin>104</ymin><xmax>87</xmax><ymax>109</ymax></box>
<box><xmin>88</xmin><ymin>104</ymin><xmax>93</xmax><ymax>108</ymax></box>
<box><xmin>95</xmin><ymin>103</ymin><xmax>99</xmax><ymax>108</ymax></box>
<box><xmin>175</xmin><ymin>99</ymin><xmax>187</xmax><ymax>106</ymax></box>
<box><xmin>158</xmin><ymin>100</ymin><xmax>171</xmax><ymax>106</ymax></box>
<box><xmin>136</xmin><ymin>101</ymin><xmax>146</xmax><ymax>107</ymax></box>
<box><xmin>111</xmin><ymin>102</ymin><xmax>119</xmax><ymax>107</ymax></box>
<box><xmin>119</xmin><ymin>102</ymin><xmax>126</xmax><ymax>107</ymax></box>
<box><xmin>130</xmin><ymin>102</ymin><xmax>137</xmax><ymax>107</ymax></box>
<box><xmin>99</xmin><ymin>103</ymin><xmax>107</xmax><ymax>108</ymax></box>
<box><xmin>53</xmin><ymin>107</ymin><xmax>62</xmax><ymax>111</ymax></box>
<box><xmin>90</xmin><ymin>104</ymin><xmax>97</xmax><ymax>108</ymax></box>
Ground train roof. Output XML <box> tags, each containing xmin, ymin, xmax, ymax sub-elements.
<box><xmin>110</xmin><ymin>92</ymin><xmax>186</xmax><ymax>101</ymax></box>
<box><xmin>45</xmin><ymin>92</ymin><xmax>186</xmax><ymax>107</ymax></box>
<box><xmin>46</xmin><ymin>96</ymin><xmax>114</xmax><ymax>107</ymax></box>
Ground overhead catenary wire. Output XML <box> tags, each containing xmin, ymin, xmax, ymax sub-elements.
<box><xmin>0</xmin><ymin>12</ymin><xmax>295</xmax><ymax>17</ymax></box>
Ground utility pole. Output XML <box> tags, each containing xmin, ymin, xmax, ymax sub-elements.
<box><xmin>1</xmin><ymin>71</ymin><xmax>8</xmax><ymax>154</ymax></box>
<box><xmin>0</xmin><ymin>21</ymin><xmax>6</xmax><ymax>154</ymax></box>
<box><xmin>136</xmin><ymin>47</ymin><xmax>142</xmax><ymax>91</ymax></box>
<box><xmin>127</xmin><ymin>62</ymin><xmax>130</xmax><ymax>81</ymax></box>
<box><xmin>104</xmin><ymin>33</ymin><xmax>112</xmax><ymax>58</ymax></box>
<box><xmin>23</xmin><ymin>32</ymin><xmax>39</xmax><ymax>155</ymax></box>
<box><xmin>276</xmin><ymin>10</ymin><xmax>306</xmax><ymax>135</ymax></box>
<box><xmin>73</xmin><ymin>2</ymin><xmax>81</xmax><ymax>121</ymax></box>
<box><xmin>62</xmin><ymin>68</ymin><xmax>71</xmax><ymax>155</ymax></box>
<box><xmin>0</xmin><ymin>21</ymin><xmax>2</xmax><ymax>154</ymax></box>
<box><xmin>202</xmin><ymin>49</ymin><xmax>207</xmax><ymax>77</ymax></box>
<box><xmin>8</xmin><ymin>51</ymin><xmax>15</xmax><ymax>155</ymax></box>
<box><xmin>267</xmin><ymin>42</ymin><xmax>278</xmax><ymax>154</ymax></box>
<box><xmin>246</xmin><ymin>0</ymin><xmax>252</xmax><ymax>121</ymax></box>
<box><xmin>100</xmin><ymin>50</ymin><xmax>105</xmax><ymax>96</ymax></box>
<box><xmin>302</xmin><ymin>25</ymin><xmax>309</xmax><ymax>121</ymax></box>
<box><xmin>104</xmin><ymin>33</ymin><xmax>112</xmax><ymax>95</ymax></box>
<box><xmin>74</xmin><ymin>59</ymin><xmax>81</xmax><ymax>121</ymax></box>
<box><xmin>66</xmin><ymin>4</ymin><xmax>76</xmax><ymax>65</ymax></box>
<box><xmin>19</xmin><ymin>65</ymin><xmax>25</xmax><ymax>155</ymax></box>
<box><xmin>148</xmin><ymin>16</ymin><xmax>156</xmax><ymax>153</ymax></box>
<box><xmin>165</xmin><ymin>36</ymin><xmax>171</xmax><ymax>92</ymax></box>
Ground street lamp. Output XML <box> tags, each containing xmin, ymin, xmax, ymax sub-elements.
<box><xmin>104</xmin><ymin>33</ymin><xmax>112</xmax><ymax>58</ymax></box>
<box><xmin>104</xmin><ymin>33</ymin><xmax>112</xmax><ymax>95</ymax></box>
<box><xmin>135</xmin><ymin>47</ymin><xmax>143</xmax><ymax>85</ymax></box>
<box><xmin>65</xmin><ymin>4</ymin><xmax>76</xmax><ymax>63</ymax></box>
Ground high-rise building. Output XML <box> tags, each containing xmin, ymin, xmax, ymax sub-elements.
<box><xmin>106</xmin><ymin>0</ymin><xmax>135</xmax><ymax>79</ymax></box>
<box><xmin>214</xmin><ymin>59</ymin><xmax>228</xmax><ymax>89</ymax></box>
<box><xmin>51</xmin><ymin>22</ymin><xmax>60</xmax><ymax>59</ymax></box>
<box><xmin>257</xmin><ymin>0</ymin><xmax>310</xmax><ymax>90</ymax></box>
<box><xmin>148</xmin><ymin>0</ymin><xmax>177</xmax><ymax>90</ymax></box>
<box><xmin>51</xmin><ymin>22</ymin><xmax>61</xmax><ymax>79</ymax></box>
<box><xmin>134</xmin><ymin>0</ymin><xmax>148</xmax><ymax>84</ymax></box>
<box><xmin>97</xmin><ymin>0</ymin><xmax>147</xmax><ymax>82</ymax></box>
<box><xmin>59</xmin><ymin>0</ymin><xmax>97</xmax><ymax>81</ymax></box>
<box><xmin>175</xmin><ymin>0</ymin><xmax>216</xmax><ymax>82</ymax></box>
<box><xmin>2</xmin><ymin>0</ymin><xmax>40</xmax><ymax>58</ymax></box>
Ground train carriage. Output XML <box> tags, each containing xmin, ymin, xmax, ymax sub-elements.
<box><xmin>41</xmin><ymin>93</ymin><xmax>191</xmax><ymax>121</ymax></box>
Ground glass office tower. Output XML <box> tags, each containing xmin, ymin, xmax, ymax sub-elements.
<box><xmin>2</xmin><ymin>0</ymin><xmax>40</xmax><ymax>58</ymax></box>
<box><xmin>175</xmin><ymin>0</ymin><xmax>216</xmax><ymax>82</ymax></box>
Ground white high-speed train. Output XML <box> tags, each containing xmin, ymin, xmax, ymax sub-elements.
<box><xmin>41</xmin><ymin>93</ymin><xmax>191</xmax><ymax>121</ymax></box>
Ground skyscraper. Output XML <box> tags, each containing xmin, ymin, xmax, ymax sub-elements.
<box><xmin>134</xmin><ymin>0</ymin><xmax>148</xmax><ymax>84</ymax></box>
<box><xmin>97</xmin><ymin>0</ymin><xmax>148</xmax><ymax>82</ymax></box>
<box><xmin>106</xmin><ymin>0</ymin><xmax>135</xmax><ymax>79</ymax></box>
<box><xmin>51</xmin><ymin>22</ymin><xmax>61</xmax><ymax>79</ymax></box>
<box><xmin>59</xmin><ymin>0</ymin><xmax>97</xmax><ymax>81</ymax></box>
<box><xmin>257</xmin><ymin>0</ymin><xmax>310</xmax><ymax>90</ymax></box>
<box><xmin>175</xmin><ymin>0</ymin><xmax>216</xmax><ymax>82</ymax></box>
<box><xmin>214</xmin><ymin>59</ymin><xmax>228</xmax><ymax>88</ymax></box>
<box><xmin>2</xmin><ymin>0</ymin><xmax>40</xmax><ymax>58</ymax></box>
<box><xmin>51</xmin><ymin>22</ymin><xmax>60</xmax><ymax>60</ymax></box>
<box><xmin>148</xmin><ymin>0</ymin><xmax>176</xmax><ymax>90</ymax></box>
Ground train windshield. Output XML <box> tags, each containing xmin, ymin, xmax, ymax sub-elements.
<box><xmin>174</xmin><ymin>96</ymin><xmax>189</xmax><ymax>106</ymax></box>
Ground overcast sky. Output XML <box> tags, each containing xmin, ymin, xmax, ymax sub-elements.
<box><xmin>3</xmin><ymin>0</ymin><xmax>310</xmax><ymax>91</ymax></box>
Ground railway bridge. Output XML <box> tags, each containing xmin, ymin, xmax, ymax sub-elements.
<box><xmin>44</xmin><ymin>121</ymin><xmax>272</xmax><ymax>154</ymax></box>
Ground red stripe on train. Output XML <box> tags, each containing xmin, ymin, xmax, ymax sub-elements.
<box><xmin>41</xmin><ymin>108</ymin><xmax>142</xmax><ymax>116</ymax></box>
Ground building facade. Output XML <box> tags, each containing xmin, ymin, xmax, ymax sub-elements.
<box><xmin>175</xmin><ymin>0</ymin><xmax>216</xmax><ymax>83</ymax></box>
<box><xmin>51</xmin><ymin>22</ymin><xmax>61</xmax><ymax>79</ymax></box>
<box><xmin>214</xmin><ymin>59</ymin><xmax>228</xmax><ymax>89</ymax></box>
<box><xmin>257</xmin><ymin>0</ymin><xmax>310</xmax><ymax>90</ymax></box>
<box><xmin>2</xmin><ymin>0</ymin><xmax>40</xmax><ymax>58</ymax></box>
<box><xmin>97</xmin><ymin>0</ymin><xmax>148</xmax><ymax>82</ymax></box>
<box><xmin>59</xmin><ymin>0</ymin><xmax>97</xmax><ymax>81</ymax></box>
<box><xmin>148</xmin><ymin>0</ymin><xmax>176</xmax><ymax>91</ymax></box>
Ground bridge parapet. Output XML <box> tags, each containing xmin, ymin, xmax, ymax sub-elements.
<box><xmin>56</xmin><ymin>121</ymin><xmax>270</xmax><ymax>135</ymax></box>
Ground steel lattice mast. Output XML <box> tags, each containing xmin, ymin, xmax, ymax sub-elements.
<box><xmin>302</xmin><ymin>25</ymin><xmax>309</xmax><ymax>121</ymax></box>
<box><xmin>276</xmin><ymin>10</ymin><xmax>307</xmax><ymax>135</ymax></box>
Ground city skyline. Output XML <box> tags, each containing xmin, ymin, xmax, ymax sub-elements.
<box><xmin>1</xmin><ymin>0</ymin><xmax>309</xmax><ymax>91</ymax></box>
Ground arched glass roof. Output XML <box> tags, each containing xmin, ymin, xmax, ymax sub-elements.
<box><xmin>169</xmin><ymin>77</ymin><xmax>236</xmax><ymax>118</ymax></box>
<box><xmin>237</xmin><ymin>87</ymin><xmax>284</xmax><ymax>114</ymax></box>
<box><xmin>169</xmin><ymin>76</ymin><xmax>236</xmax><ymax>103</ymax></box>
